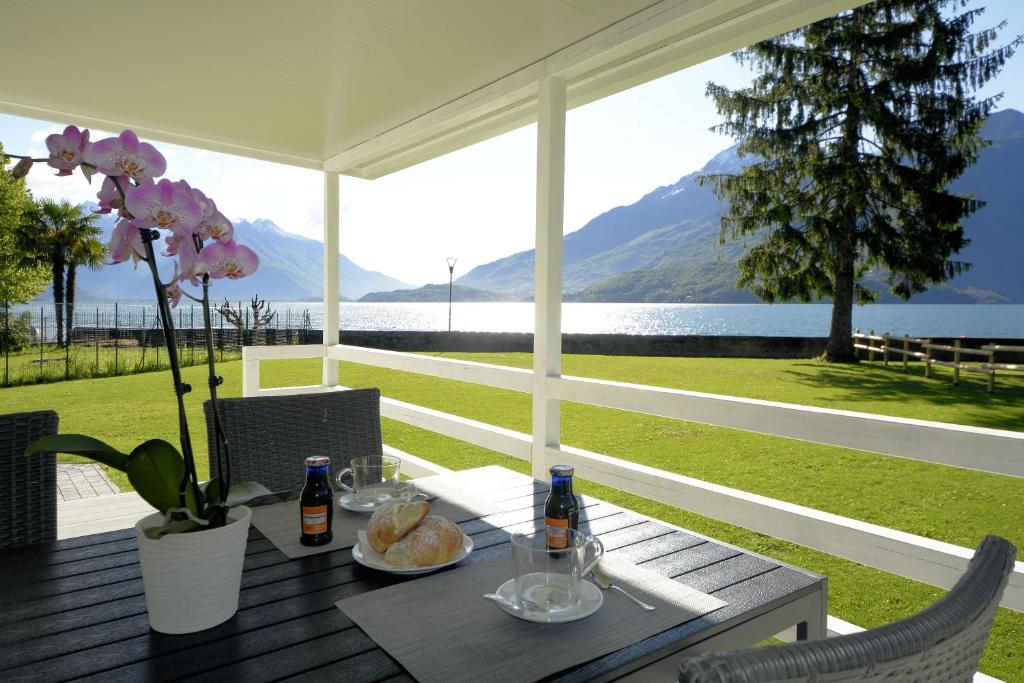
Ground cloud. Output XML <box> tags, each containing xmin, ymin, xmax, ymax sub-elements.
<box><xmin>30</xmin><ymin>127</ymin><xmax>62</xmax><ymax>142</ymax></box>
<box><xmin>25</xmin><ymin>170</ymin><xmax>97</xmax><ymax>205</ymax></box>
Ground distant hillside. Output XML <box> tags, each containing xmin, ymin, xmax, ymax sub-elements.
<box><xmin>359</xmin><ymin>283</ymin><xmax>514</xmax><ymax>302</ymax></box>
<box><xmin>39</xmin><ymin>212</ymin><xmax>412</xmax><ymax>302</ymax></box>
<box><xmin>462</xmin><ymin>109</ymin><xmax>1024</xmax><ymax>304</ymax></box>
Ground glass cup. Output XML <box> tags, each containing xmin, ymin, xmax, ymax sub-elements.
<box><xmin>510</xmin><ymin>527</ymin><xmax>605</xmax><ymax>618</ymax></box>
<box><xmin>335</xmin><ymin>455</ymin><xmax>401</xmax><ymax>506</ymax></box>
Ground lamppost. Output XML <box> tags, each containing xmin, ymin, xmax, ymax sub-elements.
<box><xmin>446</xmin><ymin>257</ymin><xmax>457</xmax><ymax>332</ymax></box>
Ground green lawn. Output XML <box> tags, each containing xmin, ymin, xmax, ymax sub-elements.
<box><xmin>1</xmin><ymin>342</ymin><xmax>241</xmax><ymax>386</ymax></box>
<box><xmin>2</xmin><ymin>353</ymin><xmax>1021</xmax><ymax>679</ymax></box>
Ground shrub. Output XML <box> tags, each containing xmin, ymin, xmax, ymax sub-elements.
<box><xmin>0</xmin><ymin>311</ymin><xmax>34</xmax><ymax>353</ymax></box>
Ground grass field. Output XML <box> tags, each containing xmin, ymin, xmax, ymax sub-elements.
<box><xmin>3</xmin><ymin>353</ymin><xmax>1021</xmax><ymax>679</ymax></box>
<box><xmin>1</xmin><ymin>342</ymin><xmax>241</xmax><ymax>386</ymax></box>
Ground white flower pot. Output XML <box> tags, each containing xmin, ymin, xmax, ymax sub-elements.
<box><xmin>134</xmin><ymin>506</ymin><xmax>252</xmax><ymax>634</ymax></box>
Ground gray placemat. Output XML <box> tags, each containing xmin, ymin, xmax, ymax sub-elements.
<box><xmin>335</xmin><ymin>555</ymin><xmax>727</xmax><ymax>683</ymax></box>
<box><xmin>252</xmin><ymin>474</ymin><xmax>502</xmax><ymax>559</ymax></box>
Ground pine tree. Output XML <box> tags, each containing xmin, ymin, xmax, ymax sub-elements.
<box><xmin>702</xmin><ymin>1</ymin><xmax>1022</xmax><ymax>361</ymax></box>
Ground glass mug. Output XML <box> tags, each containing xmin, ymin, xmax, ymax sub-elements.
<box><xmin>510</xmin><ymin>527</ymin><xmax>604</xmax><ymax>619</ymax></box>
<box><xmin>335</xmin><ymin>454</ymin><xmax>401</xmax><ymax>505</ymax></box>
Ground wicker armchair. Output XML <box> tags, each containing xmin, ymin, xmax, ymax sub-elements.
<box><xmin>204</xmin><ymin>388</ymin><xmax>383</xmax><ymax>493</ymax></box>
<box><xmin>679</xmin><ymin>535</ymin><xmax>1016</xmax><ymax>683</ymax></box>
<box><xmin>1</xmin><ymin>410</ymin><xmax>59</xmax><ymax>548</ymax></box>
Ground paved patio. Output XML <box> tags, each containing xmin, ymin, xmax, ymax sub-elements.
<box><xmin>57</xmin><ymin>463</ymin><xmax>119</xmax><ymax>502</ymax></box>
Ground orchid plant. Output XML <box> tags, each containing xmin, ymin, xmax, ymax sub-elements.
<box><xmin>10</xmin><ymin>126</ymin><xmax>271</xmax><ymax>536</ymax></box>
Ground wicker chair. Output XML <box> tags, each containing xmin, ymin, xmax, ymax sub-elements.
<box><xmin>679</xmin><ymin>535</ymin><xmax>1016</xmax><ymax>683</ymax></box>
<box><xmin>204</xmin><ymin>388</ymin><xmax>383</xmax><ymax>493</ymax></box>
<box><xmin>1</xmin><ymin>410</ymin><xmax>59</xmax><ymax>549</ymax></box>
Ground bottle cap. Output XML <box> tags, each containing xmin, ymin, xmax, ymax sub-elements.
<box><xmin>305</xmin><ymin>456</ymin><xmax>330</xmax><ymax>467</ymax></box>
<box><xmin>549</xmin><ymin>464</ymin><xmax>574</xmax><ymax>477</ymax></box>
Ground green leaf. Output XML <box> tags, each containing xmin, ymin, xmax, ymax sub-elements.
<box><xmin>143</xmin><ymin>519</ymin><xmax>202</xmax><ymax>539</ymax></box>
<box><xmin>126</xmin><ymin>440</ymin><xmax>198</xmax><ymax>515</ymax></box>
<box><xmin>25</xmin><ymin>434</ymin><xmax>129</xmax><ymax>471</ymax></box>
<box><xmin>224</xmin><ymin>480</ymin><xmax>275</xmax><ymax>508</ymax></box>
<box><xmin>200</xmin><ymin>478</ymin><xmax>222</xmax><ymax>507</ymax></box>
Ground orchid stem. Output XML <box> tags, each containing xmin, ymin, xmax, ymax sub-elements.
<box><xmin>201</xmin><ymin>273</ymin><xmax>232</xmax><ymax>511</ymax></box>
<box><xmin>139</xmin><ymin>230</ymin><xmax>202</xmax><ymax>512</ymax></box>
<box><xmin>2</xmin><ymin>153</ymin><xmax>48</xmax><ymax>162</ymax></box>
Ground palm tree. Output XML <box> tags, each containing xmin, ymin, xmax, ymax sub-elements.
<box><xmin>18</xmin><ymin>200</ymin><xmax>104</xmax><ymax>347</ymax></box>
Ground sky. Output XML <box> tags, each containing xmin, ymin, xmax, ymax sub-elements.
<box><xmin>2</xmin><ymin>1</ymin><xmax>1023</xmax><ymax>287</ymax></box>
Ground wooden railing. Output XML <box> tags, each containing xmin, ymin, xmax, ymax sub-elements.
<box><xmin>853</xmin><ymin>331</ymin><xmax>1012</xmax><ymax>392</ymax></box>
<box><xmin>982</xmin><ymin>344</ymin><xmax>1024</xmax><ymax>385</ymax></box>
<box><xmin>242</xmin><ymin>343</ymin><xmax>1024</xmax><ymax>613</ymax></box>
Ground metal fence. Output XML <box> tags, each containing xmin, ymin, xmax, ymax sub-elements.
<box><xmin>1</xmin><ymin>301</ymin><xmax>317</xmax><ymax>387</ymax></box>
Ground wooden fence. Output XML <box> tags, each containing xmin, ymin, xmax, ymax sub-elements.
<box><xmin>853</xmin><ymin>331</ymin><xmax>1024</xmax><ymax>393</ymax></box>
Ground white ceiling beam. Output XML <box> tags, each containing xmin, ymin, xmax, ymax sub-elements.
<box><xmin>326</xmin><ymin>0</ymin><xmax>869</xmax><ymax>178</ymax></box>
<box><xmin>0</xmin><ymin>99</ymin><xmax>323</xmax><ymax>171</ymax></box>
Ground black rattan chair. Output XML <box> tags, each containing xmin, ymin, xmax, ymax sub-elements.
<box><xmin>204</xmin><ymin>388</ymin><xmax>383</xmax><ymax>493</ymax></box>
<box><xmin>1</xmin><ymin>410</ymin><xmax>59</xmax><ymax>548</ymax></box>
<box><xmin>679</xmin><ymin>535</ymin><xmax>1016</xmax><ymax>683</ymax></box>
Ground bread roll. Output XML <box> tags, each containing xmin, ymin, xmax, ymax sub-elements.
<box><xmin>384</xmin><ymin>515</ymin><xmax>464</xmax><ymax>567</ymax></box>
<box><xmin>367</xmin><ymin>500</ymin><xmax>429</xmax><ymax>552</ymax></box>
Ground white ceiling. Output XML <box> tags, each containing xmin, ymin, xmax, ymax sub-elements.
<box><xmin>0</xmin><ymin>1</ymin><xmax>865</xmax><ymax>174</ymax></box>
<box><xmin>0</xmin><ymin>0</ymin><xmax>652</xmax><ymax>167</ymax></box>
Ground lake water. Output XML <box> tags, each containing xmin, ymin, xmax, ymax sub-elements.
<box><xmin>19</xmin><ymin>302</ymin><xmax>1024</xmax><ymax>338</ymax></box>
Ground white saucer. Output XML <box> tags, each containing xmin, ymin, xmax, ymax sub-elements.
<box><xmin>338</xmin><ymin>492</ymin><xmax>391</xmax><ymax>513</ymax></box>
<box><xmin>491</xmin><ymin>578</ymin><xmax>603</xmax><ymax>623</ymax></box>
<box><xmin>352</xmin><ymin>530</ymin><xmax>473</xmax><ymax>575</ymax></box>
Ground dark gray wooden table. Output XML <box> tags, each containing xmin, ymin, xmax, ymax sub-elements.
<box><xmin>0</xmin><ymin>466</ymin><xmax>826</xmax><ymax>682</ymax></box>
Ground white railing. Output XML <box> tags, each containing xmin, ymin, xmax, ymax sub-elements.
<box><xmin>242</xmin><ymin>343</ymin><xmax>1024</xmax><ymax>612</ymax></box>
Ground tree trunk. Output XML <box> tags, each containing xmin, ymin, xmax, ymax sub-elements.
<box><xmin>825</xmin><ymin>254</ymin><xmax>857</xmax><ymax>362</ymax></box>
<box><xmin>65</xmin><ymin>262</ymin><xmax>77</xmax><ymax>346</ymax></box>
<box><xmin>51</xmin><ymin>255</ymin><xmax>65</xmax><ymax>349</ymax></box>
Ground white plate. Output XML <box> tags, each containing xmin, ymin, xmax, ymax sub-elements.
<box><xmin>352</xmin><ymin>530</ymin><xmax>473</xmax><ymax>575</ymax></box>
<box><xmin>338</xmin><ymin>492</ymin><xmax>391</xmax><ymax>513</ymax></box>
<box><xmin>491</xmin><ymin>577</ymin><xmax>603</xmax><ymax>623</ymax></box>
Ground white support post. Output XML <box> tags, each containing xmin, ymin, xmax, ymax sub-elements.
<box><xmin>241</xmin><ymin>348</ymin><xmax>260</xmax><ymax>397</ymax></box>
<box><xmin>532</xmin><ymin>77</ymin><xmax>566</xmax><ymax>482</ymax></box>
<box><xmin>322</xmin><ymin>170</ymin><xmax>340</xmax><ymax>387</ymax></box>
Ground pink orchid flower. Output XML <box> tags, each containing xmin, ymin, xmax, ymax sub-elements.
<box><xmin>84</xmin><ymin>130</ymin><xmax>166</xmax><ymax>183</ymax></box>
<box><xmin>95</xmin><ymin>175</ymin><xmax>129</xmax><ymax>214</ymax></box>
<box><xmin>163</xmin><ymin>233</ymin><xmax>184</xmax><ymax>257</ymax></box>
<box><xmin>187</xmin><ymin>184</ymin><xmax>216</xmax><ymax>222</ymax></box>
<box><xmin>107</xmin><ymin>217</ymin><xmax>144</xmax><ymax>264</ymax></box>
<box><xmin>197</xmin><ymin>240</ymin><xmax>259</xmax><ymax>279</ymax></box>
<box><xmin>165</xmin><ymin>268</ymin><xmax>183</xmax><ymax>308</ymax></box>
<box><xmin>125</xmin><ymin>179</ymin><xmax>202</xmax><ymax>235</ymax></box>
<box><xmin>176</xmin><ymin>238</ymin><xmax>203</xmax><ymax>286</ymax></box>
<box><xmin>198</xmin><ymin>211</ymin><xmax>234</xmax><ymax>242</ymax></box>
<box><xmin>46</xmin><ymin>125</ymin><xmax>92</xmax><ymax>178</ymax></box>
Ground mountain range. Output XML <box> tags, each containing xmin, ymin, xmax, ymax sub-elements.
<box><xmin>40</xmin><ymin>109</ymin><xmax>1024</xmax><ymax>305</ymax></box>
<box><xmin>49</xmin><ymin>210</ymin><xmax>413</xmax><ymax>302</ymax></box>
<box><xmin>359</xmin><ymin>283</ymin><xmax>515</xmax><ymax>302</ymax></box>
<box><xmin>448</xmin><ymin>108</ymin><xmax>1024</xmax><ymax>304</ymax></box>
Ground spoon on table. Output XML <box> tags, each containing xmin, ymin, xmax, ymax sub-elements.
<box><xmin>483</xmin><ymin>593</ymin><xmax>525</xmax><ymax>613</ymax></box>
<box><xmin>589</xmin><ymin>569</ymin><xmax>656</xmax><ymax>611</ymax></box>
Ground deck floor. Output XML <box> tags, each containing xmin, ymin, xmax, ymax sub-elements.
<box><xmin>57</xmin><ymin>492</ymin><xmax>153</xmax><ymax>539</ymax></box>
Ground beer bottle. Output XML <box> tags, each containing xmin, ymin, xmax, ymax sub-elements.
<box><xmin>544</xmin><ymin>464</ymin><xmax>579</xmax><ymax>549</ymax></box>
<box><xmin>300</xmin><ymin>456</ymin><xmax>334</xmax><ymax>546</ymax></box>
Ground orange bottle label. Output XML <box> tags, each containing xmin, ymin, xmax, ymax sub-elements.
<box><xmin>302</xmin><ymin>505</ymin><xmax>328</xmax><ymax>535</ymax></box>
<box><xmin>545</xmin><ymin>517</ymin><xmax>569</xmax><ymax>549</ymax></box>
